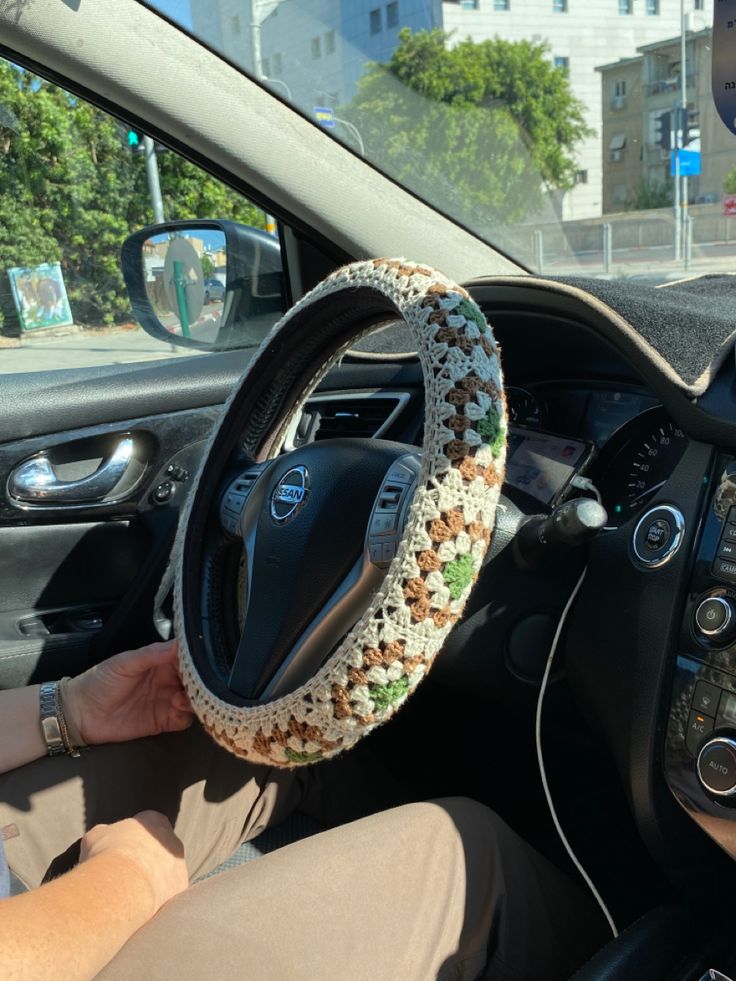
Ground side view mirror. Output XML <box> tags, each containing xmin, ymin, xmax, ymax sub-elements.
<box><xmin>121</xmin><ymin>219</ymin><xmax>286</xmax><ymax>351</ymax></box>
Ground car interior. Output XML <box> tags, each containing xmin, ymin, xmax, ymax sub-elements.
<box><xmin>4</xmin><ymin>1</ymin><xmax>736</xmax><ymax>978</ymax></box>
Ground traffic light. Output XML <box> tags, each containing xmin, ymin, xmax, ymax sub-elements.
<box><xmin>655</xmin><ymin>111</ymin><xmax>671</xmax><ymax>150</ymax></box>
<box><xmin>126</xmin><ymin>128</ymin><xmax>145</xmax><ymax>153</ymax></box>
<box><xmin>684</xmin><ymin>108</ymin><xmax>700</xmax><ymax>146</ymax></box>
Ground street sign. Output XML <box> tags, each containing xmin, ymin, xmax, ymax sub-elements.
<box><xmin>670</xmin><ymin>148</ymin><xmax>701</xmax><ymax>177</ymax></box>
<box><xmin>724</xmin><ymin>195</ymin><xmax>736</xmax><ymax>217</ymax></box>
<box><xmin>313</xmin><ymin>106</ymin><xmax>335</xmax><ymax>129</ymax></box>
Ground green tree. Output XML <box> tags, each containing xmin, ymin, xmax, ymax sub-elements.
<box><xmin>0</xmin><ymin>59</ymin><xmax>265</xmax><ymax>330</ymax></box>
<box><xmin>342</xmin><ymin>29</ymin><xmax>591</xmax><ymax>229</ymax></box>
<box><xmin>724</xmin><ymin>165</ymin><xmax>736</xmax><ymax>195</ymax></box>
<box><xmin>200</xmin><ymin>253</ymin><xmax>215</xmax><ymax>279</ymax></box>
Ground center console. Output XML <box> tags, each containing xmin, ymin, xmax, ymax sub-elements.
<box><xmin>665</xmin><ymin>461</ymin><xmax>736</xmax><ymax>859</ymax></box>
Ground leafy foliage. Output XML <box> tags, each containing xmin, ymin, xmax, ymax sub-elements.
<box><xmin>724</xmin><ymin>166</ymin><xmax>736</xmax><ymax>195</ymax></box>
<box><xmin>0</xmin><ymin>60</ymin><xmax>264</xmax><ymax>329</ymax></box>
<box><xmin>343</xmin><ymin>29</ymin><xmax>591</xmax><ymax>229</ymax></box>
<box><xmin>625</xmin><ymin>180</ymin><xmax>671</xmax><ymax>212</ymax></box>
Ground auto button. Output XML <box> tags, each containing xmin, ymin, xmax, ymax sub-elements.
<box><xmin>697</xmin><ymin>738</ymin><xmax>736</xmax><ymax>796</ymax></box>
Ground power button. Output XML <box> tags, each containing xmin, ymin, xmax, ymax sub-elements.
<box><xmin>695</xmin><ymin>596</ymin><xmax>733</xmax><ymax>639</ymax></box>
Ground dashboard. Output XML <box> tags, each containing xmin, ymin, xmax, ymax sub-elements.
<box><xmin>505</xmin><ymin>384</ymin><xmax>689</xmax><ymax>530</ymax></box>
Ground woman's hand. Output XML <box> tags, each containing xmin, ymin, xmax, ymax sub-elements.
<box><xmin>80</xmin><ymin>810</ymin><xmax>189</xmax><ymax>915</ymax></box>
<box><xmin>64</xmin><ymin>640</ymin><xmax>194</xmax><ymax>746</ymax></box>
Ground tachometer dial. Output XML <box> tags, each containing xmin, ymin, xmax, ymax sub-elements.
<box><xmin>596</xmin><ymin>406</ymin><xmax>689</xmax><ymax>528</ymax></box>
<box><xmin>506</xmin><ymin>387</ymin><xmax>544</xmax><ymax>430</ymax></box>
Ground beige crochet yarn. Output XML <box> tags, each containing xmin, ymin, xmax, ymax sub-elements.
<box><xmin>173</xmin><ymin>258</ymin><xmax>507</xmax><ymax>766</ymax></box>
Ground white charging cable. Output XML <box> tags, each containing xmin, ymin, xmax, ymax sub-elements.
<box><xmin>535</xmin><ymin>564</ymin><xmax>619</xmax><ymax>938</ymax></box>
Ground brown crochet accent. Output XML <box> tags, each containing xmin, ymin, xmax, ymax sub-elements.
<box><xmin>448</xmin><ymin>414</ymin><xmax>471</xmax><ymax>434</ymax></box>
<box><xmin>382</xmin><ymin>640</ymin><xmax>405</xmax><ymax>663</ymax></box>
<box><xmin>403</xmin><ymin>655</ymin><xmax>425</xmax><ymax>675</ymax></box>
<box><xmin>348</xmin><ymin>667</ymin><xmax>369</xmax><ymax>686</ymax></box>
<box><xmin>445</xmin><ymin>439</ymin><xmax>470</xmax><ymax>461</ymax></box>
<box><xmin>428</xmin><ymin>518</ymin><xmax>452</xmax><ymax>543</ymax></box>
<box><xmin>436</xmin><ymin>326</ymin><xmax>459</xmax><ymax>345</ymax></box>
<box><xmin>459</xmin><ymin>457</ymin><xmax>478</xmax><ymax>481</ymax></box>
<box><xmin>331</xmin><ymin>685</ymin><xmax>352</xmax><ymax>719</ymax></box>
<box><xmin>363</xmin><ymin>648</ymin><xmax>384</xmax><ymax>667</ymax></box>
<box><xmin>404</xmin><ymin>577</ymin><xmax>429</xmax><ymax>601</ymax></box>
<box><xmin>410</xmin><ymin>597</ymin><xmax>431</xmax><ymax>622</ymax></box>
<box><xmin>447</xmin><ymin>388</ymin><xmax>471</xmax><ymax>406</ymax></box>
<box><xmin>417</xmin><ymin>549</ymin><xmax>442</xmax><ymax>572</ymax></box>
<box><xmin>445</xmin><ymin>510</ymin><xmax>465</xmax><ymax>535</ymax></box>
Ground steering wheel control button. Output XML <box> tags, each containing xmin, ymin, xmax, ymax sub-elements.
<box><xmin>692</xmin><ymin>681</ymin><xmax>722</xmax><ymax>717</ymax></box>
<box><xmin>220</xmin><ymin>466</ymin><xmax>265</xmax><ymax>537</ymax></box>
<box><xmin>695</xmin><ymin>597</ymin><xmax>733</xmax><ymax>638</ymax></box>
<box><xmin>718</xmin><ymin>540</ymin><xmax>736</xmax><ymax>560</ymax></box>
<box><xmin>366</xmin><ymin>453</ymin><xmax>421</xmax><ymax>569</ymax></box>
<box><xmin>371</xmin><ymin>512</ymin><xmax>398</xmax><ymax>536</ymax></box>
<box><xmin>697</xmin><ymin>737</ymin><xmax>736</xmax><ymax>795</ymax></box>
<box><xmin>687</xmin><ymin>711</ymin><xmax>715</xmax><ymax>758</ymax></box>
<box><xmin>270</xmin><ymin>465</ymin><xmax>309</xmax><ymax>524</ymax></box>
<box><xmin>632</xmin><ymin>505</ymin><xmax>685</xmax><ymax>568</ymax></box>
<box><xmin>713</xmin><ymin>558</ymin><xmax>736</xmax><ymax>584</ymax></box>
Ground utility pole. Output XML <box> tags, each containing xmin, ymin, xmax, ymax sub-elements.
<box><xmin>250</xmin><ymin>0</ymin><xmax>276</xmax><ymax>235</ymax></box>
<box><xmin>143</xmin><ymin>135</ymin><xmax>165</xmax><ymax>224</ymax></box>
<box><xmin>679</xmin><ymin>0</ymin><xmax>688</xmax><ymax>263</ymax></box>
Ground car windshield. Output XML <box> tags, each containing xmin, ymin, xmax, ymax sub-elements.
<box><xmin>143</xmin><ymin>0</ymin><xmax>725</xmax><ymax>285</ymax></box>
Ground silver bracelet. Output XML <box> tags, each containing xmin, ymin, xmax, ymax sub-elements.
<box><xmin>39</xmin><ymin>680</ymin><xmax>84</xmax><ymax>758</ymax></box>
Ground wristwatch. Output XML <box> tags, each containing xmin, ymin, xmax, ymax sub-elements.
<box><xmin>39</xmin><ymin>681</ymin><xmax>65</xmax><ymax>756</ymax></box>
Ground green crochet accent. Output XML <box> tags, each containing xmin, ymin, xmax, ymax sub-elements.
<box><xmin>369</xmin><ymin>676</ymin><xmax>410</xmax><ymax>712</ymax></box>
<box><xmin>443</xmin><ymin>554</ymin><xmax>475</xmax><ymax>600</ymax></box>
<box><xmin>456</xmin><ymin>298</ymin><xmax>486</xmax><ymax>333</ymax></box>
<box><xmin>285</xmin><ymin>748</ymin><xmax>323</xmax><ymax>764</ymax></box>
<box><xmin>478</xmin><ymin>407</ymin><xmax>505</xmax><ymax>458</ymax></box>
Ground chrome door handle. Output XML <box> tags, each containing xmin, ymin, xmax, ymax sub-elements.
<box><xmin>9</xmin><ymin>437</ymin><xmax>134</xmax><ymax>504</ymax></box>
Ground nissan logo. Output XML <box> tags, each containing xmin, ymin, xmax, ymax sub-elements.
<box><xmin>270</xmin><ymin>465</ymin><xmax>310</xmax><ymax>523</ymax></box>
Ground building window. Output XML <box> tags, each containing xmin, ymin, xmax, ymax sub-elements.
<box><xmin>647</xmin><ymin>0</ymin><xmax>659</xmax><ymax>13</ymax></box>
<box><xmin>618</xmin><ymin>0</ymin><xmax>632</xmax><ymax>13</ymax></box>
<box><xmin>461</xmin><ymin>0</ymin><xmax>479</xmax><ymax>7</ymax></box>
<box><xmin>231</xmin><ymin>15</ymin><xmax>241</xmax><ymax>34</ymax></box>
<box><xmin>575</xmin><ymin>170</ymin><xmax>588</xmax><ymax>184</ymax></box>
<box><xmin>609</xmin><ymin>133</ymin><xmax>627</xmax><ymax>160</ymax></box>
<box><xmin>325</xmin><ymin>30</ymin><xmax>336</xmax><ymax>54</ymax></box>
<box><xmin>273</xmin><ymin>52</ymin><xmax>283</xmax><ymax>74</ymax></box>
<box><xmin>553</xmin><ymin>55</ymin><xmax>569</xmax><ymax>73</ymax></box>
<box><xmin>613</xmin><ymin>80</ymin><xmax>626</xmax><ymax>97</ymax></box>
<box><xmin>694</xmin><ymin>0</ymin><xmax>703</xmax><ymax>8</ymax></box>
<box><xmin>386</xmin><ymin>1</ymin><xmax>399</xmax><ymax>27</ymax></box>
<box><xmin>311</xmin><ymin>36</ymin><xmax>321</xmax><ymax>59</ymax></box>
<box><xmin>493</xmin><ymin>0</ymin><xmax>510</xmax><ymax>9</ymax></box>
<box><xmin>553</xmin><ymin>0</ymin><xmax>568</xmax><ymax>11</ymax></box>
<box><xmin>369</xmin><ymin>7</ymin><xmax>382</xmax><ymax>33</ymax></box>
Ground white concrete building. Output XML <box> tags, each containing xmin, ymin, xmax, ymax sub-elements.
<box><xmin>442</xmin><ymin>0</ymin><xmax>713</xmax><ymax>220</ymax></box>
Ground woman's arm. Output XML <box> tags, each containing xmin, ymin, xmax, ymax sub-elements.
<box><xmin>0</xmin><ymin>810</ymin><xmax>188</xmax><ymax>981</ymax></box>
<box><xmin>0</xmin><ymin>640</ymin><xmax>193</xmax><ymax>776</ymax></box>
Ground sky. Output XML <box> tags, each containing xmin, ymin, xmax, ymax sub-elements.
<box><xmin>145</xmin><ymin>0</ymin><xmax>193</xmax><ymax>30</ymax></box>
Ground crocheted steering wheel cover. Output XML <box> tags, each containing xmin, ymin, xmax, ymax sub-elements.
<box><xmin>173</xmin><ymin>258</ymin><xmax>507</xmax><ymax>766</ymax></box>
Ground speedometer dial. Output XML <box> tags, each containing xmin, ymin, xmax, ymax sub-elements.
<box><xmin>596</xmin><ymin>406</ymin><xmax>689</xmax><ymax>528</ymax></box>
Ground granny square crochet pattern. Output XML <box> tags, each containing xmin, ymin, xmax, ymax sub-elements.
<box><xmin>174</xmin><ymin>258</ymin><xmax>507</xmax><ymax>766</ymax></box>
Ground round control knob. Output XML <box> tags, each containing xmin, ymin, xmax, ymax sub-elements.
<box><xmin>697</xmin><ymin>737</ymin><xmax>736</xmax><ymax>796</ymax></box>
<box><xmin>695</xmin><ymin>596</ymin><xmax>734</xmax><ymax>638</ymax></box>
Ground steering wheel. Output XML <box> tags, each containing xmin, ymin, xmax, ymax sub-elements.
<box><xmin>172</xmin><ymin>259</ymin><xmax>507</xmax><ymax>766</ymax></box>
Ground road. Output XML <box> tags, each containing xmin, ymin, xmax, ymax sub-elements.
<box><xmin>0</xmin><ymin>327</ymin><xmax>203</xmax><ymax>374</ymax></box>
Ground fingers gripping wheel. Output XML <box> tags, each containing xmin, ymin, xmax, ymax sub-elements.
<box><xmin>173</xmin><ymin>259</ymin><xmax>507</xmax><ymax>766</ymax></box>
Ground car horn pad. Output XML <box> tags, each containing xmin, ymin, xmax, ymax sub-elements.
<box><xmin>174</xmin><ymin>259</ymin><xmax>507</xmax><ymax>766</ymax></box>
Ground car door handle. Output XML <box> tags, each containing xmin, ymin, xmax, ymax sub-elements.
<box><xmin>9</xmin><ymin>437</ymin><xmax>135</xmax><ymax>504</ymax></box>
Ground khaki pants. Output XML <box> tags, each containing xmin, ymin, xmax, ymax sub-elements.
<box><xmin>0</xmin><ymin>723</ymin><xmax>607</xmax><ymax>980</ymax></box>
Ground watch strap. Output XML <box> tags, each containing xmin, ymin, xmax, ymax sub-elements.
<box><xmin>39</xmin><ymin>681</ymin><xmax>65</xmax><ymax>757</ymax></box>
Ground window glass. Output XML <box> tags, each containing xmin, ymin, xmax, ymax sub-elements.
<box><xmin>386</xmin><ymin>2</ymin><xmax>399</xmax><ymax>29</ymax></box>
<box><xmin>0</xmin><ymin>59</ymin><xmax>281</xmax><ymax>373</ymax></box>
<box><xmin>553</xmin><ymin>0</ymin><xmax>568</xmax><ymax>12</ymax></box>
<box><xmin>618</xmin><ymin>0</ymin><xmax>632</xmax><ymax>14</ymax></box>
<box><xmin>494</xmin><ymin>0</ymin><xmax>510</xmax><ymax>10</ymax></box>
<box><xmin>369</xmin><ymin>8</ymin><xmax>382</xmax><ymax>34</ymax></box>
<box><xmin>647</xmin><ymin>0</ymin><xmax>660</xmax><ymax>14</ymax></box>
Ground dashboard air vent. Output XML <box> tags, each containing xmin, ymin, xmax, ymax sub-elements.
<box><xmin>288</xmin><ymin>393</ymin><xmax>409</xmax><ymax>448</ymax></box>
<box><xmin>314</xmin><ymin>398</ymin><xmax>399</xmax><ymax>440</ymax></box>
